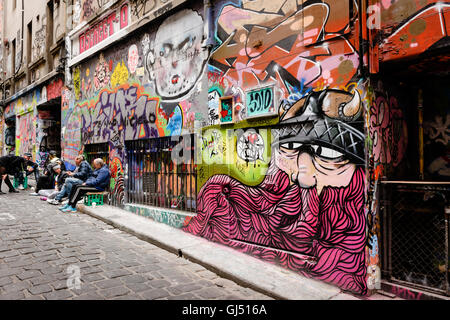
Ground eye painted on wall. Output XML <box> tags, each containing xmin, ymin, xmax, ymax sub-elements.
<box><xmin>279</xmin><ymin>142</ymin><xmax>302</xmax><ymax>158</ymax></box>
<box><xmin>160</xmin><ymin>43</ymin><xmax>173</xmax><ymax>57</ymax></box>
<box><xmin>279</xmin><ymin>142</ymin><xmax>345</xmax><ymax>161</ymax></box>
<box><xmin>280</xmin><ymin>142</ymin><xmax>302</xmax><ymax>150</ymax></box>
<box><xmin>311</xmin><ymin>145</ymin><xmax>344</xmax><ymax>160</ymax></box>
<box><xmin>178</xmin><ymin>35</ymin><xmax>195</xmax><ymax>51</ymax></box>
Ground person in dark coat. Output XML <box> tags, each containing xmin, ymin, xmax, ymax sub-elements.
<box><xmin>47</xmin><ymin>154</ymin><xmax>93</xmax><ymax>205</ymax></box>
<box><xmin>0</xmin><ymin>155</ymin><xmax>26</xmax><ymax>194</ymax></box>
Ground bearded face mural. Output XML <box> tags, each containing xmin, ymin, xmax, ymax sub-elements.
<box><xmin>183</xmin><ymin>89</ymin><xmax>367</xmax><ymax>294</ymax></box>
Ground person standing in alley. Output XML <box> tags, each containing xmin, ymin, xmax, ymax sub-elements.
<box><xmin>0</xmin><ymin>155</ymin><xmax>27</xmax><ymax>194</ymax></box>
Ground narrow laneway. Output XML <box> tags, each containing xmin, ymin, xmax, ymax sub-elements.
<box><xmin>0</xmin><ymin>189</ymin><xmax>272</xmax><ymax>300</ymax></box>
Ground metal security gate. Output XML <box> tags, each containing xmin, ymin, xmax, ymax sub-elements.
<box><xmin>380</xmin><ymin>181</ymin><xmax>450</xmax><ymax>296</ymax></box>
<box><xmin>126</xmin><ymin>135</ymin><xmax>197</xmax><ymax>213</ymax></box>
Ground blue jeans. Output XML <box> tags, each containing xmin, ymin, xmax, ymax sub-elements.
<box><xmin>55</xmin><ymin>177</ymin><xmax>83</xmax><ymax>201</ymax></box>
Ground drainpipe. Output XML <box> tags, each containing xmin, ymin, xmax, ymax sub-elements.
<box><xmin>358</xmin><ymin>0</ymin><xmax>369</xmax><ymax>80</ymax></box>
<box><xmin>15</xmin><ymin>0</ymin><xmax>24</xmax><ymax>74</ymax></box>
<box><xmin>203</xmin><ymin>0</ymin><xmax>215</xmax><ymax>50</ymax></box>
<box><xmin>418</xmin><ymin>88</ymin><xmax>424</xmax><ymax>180</ymax></box>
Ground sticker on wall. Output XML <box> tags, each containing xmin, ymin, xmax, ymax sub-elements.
<box><xmin>246</xmin><ymin>85</ymin><xmax>277</xmax><ymax>119</ymax></box>
<box><xmin>237</xmin><ymin>129</ymin><xmax>265</xmax><ymax>162</ymax></box>
<box><xmin>202</xmin><ymin>129</ymin><xmax>224</xmax><ymax>165</ymax></box>
<box><xmin>128</xmin><ymin>44</ymin><xmax>139</xmax><ymax>74</ymax></box>
<box><xmin>219</xmin><ymin>96</ymin><xmax>233</xmax><ymax>124</ymax></box>
<box><xmin>208</xmin><ymin>88</ymin><xmax>222</xmax><ymax>126</ymax></box>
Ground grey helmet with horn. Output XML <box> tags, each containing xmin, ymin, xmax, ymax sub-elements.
<box><xmin>275</xmin><ymin>89</ymin><xmax>365</xmax><ymax>164</ymax></box>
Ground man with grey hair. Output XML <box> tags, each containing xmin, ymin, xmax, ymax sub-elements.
<box><xmin>49</xmin><ymin>154</ymin><xmax>93</xmax><ymax>205</ymax></box>
<box><xmin>60</xmin><ymin>158</ymin><xmax>110</xmax><ymax>213</ymax></box>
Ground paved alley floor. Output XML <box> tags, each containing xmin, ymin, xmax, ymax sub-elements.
<box><xmin>0</xmin><ymin>189</ymin><xmax>273</xmax><ymax>300</ymax></box>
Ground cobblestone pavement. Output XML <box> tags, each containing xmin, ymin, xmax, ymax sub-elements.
<box><xmin>0</xmin><ymin>189</ymin><xmax>273</xmax><ymax>300</ymax></box>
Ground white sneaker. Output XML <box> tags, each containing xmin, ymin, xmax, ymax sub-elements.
<box><xmin>47</xmin><ymin>199</ymin><xmax>61</xmax><ymax>205</ymax></box>
<box><xmin>29</xmin><ymin>192</ymin><xmax>39</xmax><ymax>196</ymax></box>
<box><xmin>18</xmin><ymin>185</ymin><xmax>25</xmax><ymax>190</ymax></box>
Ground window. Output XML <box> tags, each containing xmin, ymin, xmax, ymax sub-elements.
<box><xmin>84</xmin><ymin>143</ymin><xmax>109</xmax><ymax>168</ymax></box>
<box><xmin>126</xmin><ymin>135</ymin><xmax>197</xmax><ymax>213</ymax></box>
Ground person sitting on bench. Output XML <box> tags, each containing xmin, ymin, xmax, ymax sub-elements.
<box><xmin>60</xmin><ymin>158</ymin><xmax>110</xmax><ymax>213</ymax></box>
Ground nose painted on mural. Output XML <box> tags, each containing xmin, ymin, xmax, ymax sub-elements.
<box><xmin>171</xmin><ymin>74</ymin><xmax>180</xmax><ymax>84</ymax></box>
<box><xmin>294</xmin><ymin>152</ymin><xmax>317</xmax><ymax>191</ymax></box>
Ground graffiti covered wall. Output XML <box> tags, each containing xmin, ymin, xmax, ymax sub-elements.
<box><xmin>64</xmin><ymin>2</ymin><xmax>209</xmax><ymax>206</ymax></box>
<box><xmin>375</xmin><ymin>0</ymin><xmax>450</xmax><ymax>62</ymax></box>
<box><xmin>182</xmin><ymin>0</ymin><xmax>371</xmax><ymax>295</ymax></box>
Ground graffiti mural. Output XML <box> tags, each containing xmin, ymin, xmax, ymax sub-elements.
<box><xmin>4</xmin><ymin>119</ymin><xmax>15</xmax><ymax>155</ymax></box>
<box><xmin>144</xmin><ymin>9</ymin><xmax>208</xmax><ymax>102</ymax></box>
<box><xmin>33</xmin><ymin>24</ymin><xmax>46</xmax><ymax>61</ymax></box>
<box><xmin>94</xmin><ymin>54</ymin><xmax>111</xmax><ymax>91</ymax></box>
<box><xmin>425</xmin><ymin>114</ymin><xmax>450</xmax><ymax>177</ymax></box>
<box><xmin>62</xmin><ymin>87</ymin><xmax>81</xmax><ymax>170</ymax></box>
<box><xmin>369</xmin><ymin>88</ymin><xmax>408</xmax><ymax>167</ymax></box>
<box><xmin>236</xmin><ymin>130</ymin><xmax>265</xmax><ymax>162</ymax></box>
<box><xmin>125</xmin><ymin>203</ymin><xmax>193</xmax><ymax>229</ymax></box>
<box><xmin>209</xmin><ymin>0</ymin><xmax>358</xmax><ymax>99</ymax></box>
<box><xmin>177</xmin><ymin>0</ymin><xmax>374</xmax><ymax>295</ymax></box>
<box><xmin>64</xmin><ymin>2</ymin><xmax>209</xmax><ymax>210</ymax></box>
<box><xmin>378</xmin><ymin>1</ymin><xmax>450</xmax><ymax>62</ymax></box>
<box><xmin>202</xmin><ymin>129</ymin><xmax>224</xmax><ymax>164</ymax></box>
<box><xmin>185</xmin><ymin>88</ymin><xmax>368</xmax><ymax>294</ymax></box>
<box><xmin>17</xmin><ymin>112</ymin><xmax>36</xmax><ymax>157</ymax></box>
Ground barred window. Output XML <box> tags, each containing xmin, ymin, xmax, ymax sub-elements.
<box><xmin>84</xmin><ymin>143</ymin><xmax>109</xmax><ymax>167</ymax></box>
<box><xmin>126</xmin><ymin>135</ymin><xmax>197</xmax><ymax>213</ymax></box>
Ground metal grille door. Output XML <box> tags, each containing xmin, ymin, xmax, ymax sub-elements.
<box><xmin>381</xmin><ymin>182</ymin><xmax>450</xmax><ymax>296</ymax></box>
<box><xmin>126</xmin><ymin>135</ymin><xmax>197</xmax><ymax>213</ymax></box>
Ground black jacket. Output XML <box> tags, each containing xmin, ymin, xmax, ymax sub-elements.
<box><xmin>25</xmin><ymin>160</ymin><xmax>39</xmax><ymax>176</ymax></box>
<box><xmin>72</xmin><ymin>160</ymin><xmax>93</xmax><ymax>182</ymax></box>
<box><xmin>0</xmin><ymin>155</ymin><xmax>28</xmax><ymax>175</ymax></box>
<box><xmin>56</xmin><ymin>171</ymin><xmax>69</xmax><ymax>191</ymax></box>
<box><xmin>45</xmin><ymin>158</ymin><xmax>66</xmax><ymax>176</ymax></box>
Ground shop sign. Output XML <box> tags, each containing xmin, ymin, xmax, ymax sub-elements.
<box><xmin>74</xmin><ymin>3</ymin><xmax>130</xmax><ymax>57</ymax></box>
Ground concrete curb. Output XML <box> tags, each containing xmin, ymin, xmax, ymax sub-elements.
<box><xmin>77</xmin><ymin>203</ymin><xmax>363</xmax><ymax>300</ymax></box>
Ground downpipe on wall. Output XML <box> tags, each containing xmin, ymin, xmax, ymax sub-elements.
<box><xmin>357</xmin><ymin>0</ymin><xmax>368</xmax><ymax>80</ymax></box>
<box><xmin>203</xmin><ymin>0</ymin><xmax>215</xmax><ymax>51</ymax></box>
<box><xmin>15</xmin><ymin>0</ymin><xmax>25</xmax><ymax>75</ymax></box>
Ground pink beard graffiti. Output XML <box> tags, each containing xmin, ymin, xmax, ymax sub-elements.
<box><xmin>183</xmin><ymin>164</ymin><xmax>367</xmax><ymax>294</ymax></box>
